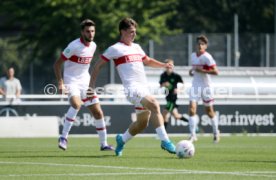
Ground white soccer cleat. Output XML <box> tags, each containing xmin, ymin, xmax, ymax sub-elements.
<box><xmin>58</xmin><ymin>137</ymin><xmax>68</xmax><ymax>151</ymax></box>
<box><xmin>213</xmin><ymin>130</ymin><xmax>220</xmax><ymax>144</ymax></box>
<box><xmin>189</xmin><ymin>135</ymin><xmax>198</xmax><ymax>142</ymax></box>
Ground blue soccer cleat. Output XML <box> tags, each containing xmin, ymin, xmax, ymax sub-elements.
<box><xmin>115</xmin><ymin>134</ymin><xmax>125</xmax><ymax>156</ymax></box>
<box><xmin>161</xmin><ymin>140</ymin><xmax>176</xmax><ymax>154</ymax></box>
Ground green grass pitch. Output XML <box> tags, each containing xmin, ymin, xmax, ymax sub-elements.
<box><xmin>0</xmin><ymin>135</ymin><xmax>275</xmax><ymax>180</ymax></box>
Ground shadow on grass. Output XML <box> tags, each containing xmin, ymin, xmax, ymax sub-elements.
<box><xmin>1</xmin><ymin>154</ymin><xmax>116</xmax><ymax>159</ymax></box>
<box><xmin>0</xmin><ymin>152</ymin><xmax>176</xmax><ymax>159</ymax></box>
<box><xmin>228</xmin><ymin>159</ymin><xmax>276</xmax><ymax>164</ymax></box>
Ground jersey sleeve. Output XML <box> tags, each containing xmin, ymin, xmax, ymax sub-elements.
<box><xmin>100</xmin><ymin>47</ymin><xmax>115</xmax><ymax>62</ymax></box>
<box><xmin>16</xmin><ymin>79</ymin><xmax>22</xmax><ymax>91</ymax></box>
<box><xmin>205</xmin><ymin>53</ymin><xmax>216</xmax><ymax>66</ymax></box>
<box><xmin>177</xmin><ymin>74</ymin><xmax>184</xmax><ymax>83</ymax></box>
<box><xmin>202</xmin><ymin>53</ymin><xmax>216</xmax><ymax>70</ymax></box>
<box><xmin>136</xmin><ymin>44</ymin><xmax>148</xmax><ymax>60</ymax></box>
<box><xmin>61</xmin><ymin>42</ymin><xmax>75</xmax><ymax>61</ymax></box>
<box><xmin>159</xmin><ymin>73</ymin><xmax>166</xmax><ymax>85</ymax></box>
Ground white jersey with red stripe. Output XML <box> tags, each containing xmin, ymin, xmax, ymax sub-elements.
<box><xmin>61</xmin><ymin>38</ymin><xmax>96</xmax><ymax>86</ymax></box>
<box><xmin>191</xmin><ymin>51</ymin><xmax>216</xmax><ymax>87</ymax></box>
<box><xmin>101</xmin><ymin>42</ymin><xmax>148</xmax><ymax>88</ymax></box>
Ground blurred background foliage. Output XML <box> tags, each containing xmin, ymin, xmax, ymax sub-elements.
<box><xmin>0</xmin><ymin>0</ymin><xmax>274</xmax><ymax>86</ymax></box>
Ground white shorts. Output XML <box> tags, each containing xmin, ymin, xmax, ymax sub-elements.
<box><xmin>189</xmin><ymin>85</ymin><xmax>214</xmax><ymax>106</ymax></box>
<box><xmin>65</xmin><ymin>84</ymin><xmax>99</xmax><ymax>107</ymax></box>
<box><xmin>124</xmin><ymin>86</ymin><xmax>150</xmax><ymax>113</ymax></box>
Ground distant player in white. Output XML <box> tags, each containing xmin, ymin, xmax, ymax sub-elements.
<box><xmin>89</xmin><ymin>17</ymin><xmax>176</xmax><ymax>156</ymax></box>
<box><xmin>53</xmin><ymin>19</ymin><xmax>113</xmax><ymax>151</ymax></box>
<box><xmin>188</xmin><ymin>35</ymin><xmax>220</xmax><ymax>143</ymax></box>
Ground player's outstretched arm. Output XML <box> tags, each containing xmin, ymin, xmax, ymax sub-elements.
<box><xmin>209</xmin><ymin>66</ymin><xmax>219</xmax><ymax>75</ymax></box>
<box><xmin>143</xmin><ymin>57</ymin><xmax>174</xmax><ymax>69</ymax></box>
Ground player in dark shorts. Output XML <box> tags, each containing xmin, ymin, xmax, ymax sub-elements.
<box><xmin>159</xmin><ymin>59</ymin><xmax>189</xmax><ymax>130</ymax></box>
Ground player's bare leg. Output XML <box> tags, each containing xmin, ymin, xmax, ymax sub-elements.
<box><xmin>162</xmin><ymin>109</ymin><xmax>170</xmax><ymax>129</ymax></box>
<box><xmin>172</xmin><ymin>108</ymin><xmax>189</xmax><ymax>122</ymax></box>
<box><xmin>141</xmin><ymin>96</ymin><xmax>176</xmax><ymax>154</ymax></box>
<box><xmin>205</xmin><ymin>105</ymin><xmax>220</xmax><ymax>143</ymax></box>
<box><xmin>115</xmin><ymin>110</ymin><xmax>150</xmax><ymax>156</ymax></box>
<box><xmin>129</xmin><ymin>110</ymin><xmax>151</xmax><ymax>135</ymax></box>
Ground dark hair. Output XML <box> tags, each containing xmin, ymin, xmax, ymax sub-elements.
<box><xmin>80</xmin><ymin>19</ymin><xmax>95</xmax><ymax>30</ymax></box>
<box><xmin>119</xmin><ymin>17</ymin><xmax>137</xmax><ymax>32</ymax></box>
<box><xmin>196</xmin><ymin>35</ymin><xmax>208</xmax><ymax>44</ymax></box>
<box><xmin>164</xmin><ymin>59</ymin><xmax>174</xmax><ymax>64</ymax></box>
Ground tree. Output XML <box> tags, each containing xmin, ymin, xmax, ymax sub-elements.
<box><xmin>0</xmin><ymin>38</ymin><xmax>26</xmax><ymax>76</ymax></box>
<box><xmin>0</xmin><ymin>0</ymin><xmax>179</xmax><ymax>73</ymax></box>
<box><xmin>0</xmin><ymin>0</ymin><xmax>274</xmax><ymax>92</ymax></box>
<box><xmin>168</xmin><ymin>0</ymin><xmax>274</xmax><ymax>33</ymax></box>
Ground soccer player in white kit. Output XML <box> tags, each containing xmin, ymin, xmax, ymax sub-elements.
<box><xmin>89</xmin><ymin>18</ymin><xmax>176</xmax><ymax>156</ymax></box>
<box><xmin>188</xmin><ymin>35</ymin><xmax>220</xmax><ymax>143</ymax></box>
<box><xmin>53</xmin><ymin>19</ymin><xmax>113</xmax><ymax>151</ymax></box>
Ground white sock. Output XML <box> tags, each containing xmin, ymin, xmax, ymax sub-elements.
<box><xmin>155</xmin><ymin>125</ymin><xmax>169</xmax><ymax>141</ymax></box>
<box><xmin>211</xmin><ymin>115</ymin><xmax>219</xmax><ymax>134</ymax></box>
<box><xmin>189</xmin><ymin>115</ymin><xmax>197</xmax><ymax>136</ymax></box>
<box><xmin>122</xmin><ymin>129</ymin><xmax>133</xmax><ymax>143</ymax></box>
<box><xmin>62</xmin><ymin>107</ymin><xmax>78</xmax><ymax>139</ymax></box>
<box><xmin>95</xmin><ymin>118</ymin><xmax>108</xmax><ymax>147</ymax></box>
<box><xmin>195</xmin><ymin>115</ymin><xmax>200</xmax><ymax>126</ymax></box>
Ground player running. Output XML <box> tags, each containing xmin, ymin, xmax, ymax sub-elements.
<box><xmin>89</xmin><ymin>17</ymin><xmax>176</xmax><ymax>156</ymax></box>
<box><xmin>159</xmin><ymin>59</ymin><xmax>189</xmax><ymax>130</ymax></box>
<box><xmin>188</xmin><ymin>35</ymin><xmax>220</xmax><ymax>143</ymax></box>
<box><xmin>53</xmin><ymin>19</ymin><xmax>113</xmax><ymax>151</ymax></box>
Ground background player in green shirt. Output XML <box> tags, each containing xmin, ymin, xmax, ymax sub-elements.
<box><xmin>159</xmin><ymin>59</ymin><xmax>189</xmax><ymax>130</ymax></box>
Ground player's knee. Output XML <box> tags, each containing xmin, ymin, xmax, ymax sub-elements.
<box><xmin>92</xmin><ymin>109</ymin><xmax>104</xmax><ymax>119</ymax></box>
<box><xmin>189</xmin><ymin>108</ymin><xmax>196</xmax><ymax>116</ymax></box>
<box><xmin>205</xmin><ymin>107</ymin><xmax>215</xmax><ymax>118</ymax></box>
<box><xmin>148</xmin><ymin>100</ymin><xmax>160</xmax><ymax>114</ymax></box>
<box><xmin>207</xmin><ymin>111</ymin><xmax>215</xmax><ymax>118</ymax></box>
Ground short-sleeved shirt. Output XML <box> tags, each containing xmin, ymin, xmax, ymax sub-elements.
<box><xmin>159</xmin><ymin>72</ymin><xmax>183</xmax><ymax>101</ymax></box>
<box><xmin>101</xmin><ymin>42</ymin><xmax>150</xmax><ymax>110</ymax></box>
<box><xmin>189</xmin><ymin>51</ymin><xmax>216</xmax><ymax>105</ymax></box>
<box><xmin>0</xmin><ymin>77</ymin><xmax>22</xmax><ymax>96</ymax></box>
<box><xmin>101</xmin><ymin>42</ymin><xmax>148</xmax><ymax>88</ymax></box>
<box><xmin>191</xmin><ymin>51</ymin><xmax>216</xmax><ymax>87</ymax></box>
<box><xmin>60</xmin><ymin>38</ymin><xmax>96</xmax><ymax>86</ymax></box>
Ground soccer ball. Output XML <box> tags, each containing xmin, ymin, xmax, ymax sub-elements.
<box><xmin>176</xmin><ymin>140</ymin><xmax>195</xmax><ymax>159</ymax></box>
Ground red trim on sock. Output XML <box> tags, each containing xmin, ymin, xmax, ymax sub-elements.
<box><xmin>135</xmin><ymin>107</ymin><xmax>145</xmax><ymax>110</ymax></box>
<box><xmin>66</xmin><ymin>117</ymin><xmax>75</xmax><ymax>122</ymax></box>
<box><xmin>96</xmin><ymin>127</ymin><xmax>106</xmax><ymax>131</ymax></box>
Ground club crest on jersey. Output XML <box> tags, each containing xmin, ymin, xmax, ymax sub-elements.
<box><xmin>65</xmin><ymin>48</ymin><xmax>70</xmax><ymax>54</ymax></box>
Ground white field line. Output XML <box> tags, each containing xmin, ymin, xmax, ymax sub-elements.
<box><xmin>0</xmin><ymin>161</ymin><xmax>275</xmax><ymax>178</ymax></box>
<box><xmin>0</xmin><ymin>172</ymin><xmax>276</xmax><ymax>178</ymax></box>
<box><xmin>69</xmin><ymin>133</ymin><xmax>276</xmax><ymax>138</ymax></box>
